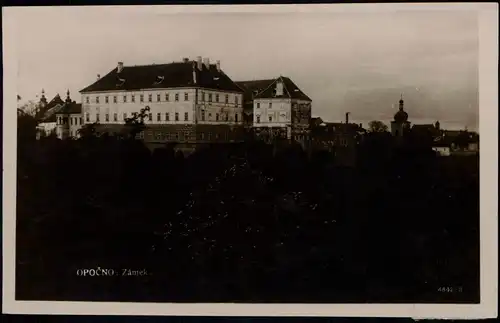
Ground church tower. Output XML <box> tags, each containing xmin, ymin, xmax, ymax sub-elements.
<box><xmin>390</xmin><ymin>94</ymin><xmax>411</xmax><ymax>137</ymax></box>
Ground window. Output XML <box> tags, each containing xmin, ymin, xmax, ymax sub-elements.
<box><xmin>225</xmin><ymin>113</ymin><xmax>229</xmax><ymax>122</ymax></box>
<box><xmin>86</xmin><ymin>97</ymin><xmax>89</xmax><ymax>104</ymax></box>
<box><xmin>123</xmin><ymin>113</ymin><xmax>127</xmax><ymax>120</ymax></box>
<box><xmin>184</xmin><ymin>93</ymin><xmax>189</xmax><ymax>101</ymax></box>
<box><xmin>157</xmin><ymin>94</ymin><xmax>161</xmax><ymax>102</ymax></box>
<box><xmin>208</xmin><ymin>132</ymin><xmax>212</xmax><ymax>140</ymax></box>
<box><xmin>165</xmin><ymin>112</ymin><xmax>169</xmax><ymax>121</ymax></box>
<box><xmin>123</xmin><ymin>95</ymin><xmax>127</xmax><ymax>103</ymax></box>
<box><xmin>165</xmin><ymin>93</ymin><xmax>169</xmax><ymax>101</ymax></box>
<box><xmin>138</xmin><ymin>131</ymin><xmax>144</xmax><ymax>139</ymax></box>
<box><xmin>140</xmin><ymin>94</ymin><xmax>144</xmax><ymax>102</ymax></box>
<box><xmin>105</xmin><ymin>114</ymin><xmax>109</xmax><ymax>122</ymax></box>
<box><xmin>235</xmin><ymin>96</ymin><xmax>239</xmax><ymax>105</ymax></box>
<box><xmin>235</xmin><ymin>114</ymin><xmax>238</xmax><ymax>122</ymax></box>
<box><xmin>184</xmin><ymin>132</ymin><xmax>189</xmax><ymax>140</ymax></box>
<box><xmin>184</xmin><ymin>112</ymin><xmax>189</xmax><ymax>121</ymax></box>
<box><xmin>174</xmin><ymin>133</ymin><xmax>179</xmax><ymax>140</ymax></box>
<box><xmin>148</xmin><ymin>113</ymin><xmax>153</xmax><ymax>121</ymax></box>
<box><xmin>157</xmin><ymin>113</ymin><xmax>161</xmax><ymax>122</ymax></box>
<box><xmin>96</xmin><ymin>113</ymin><xmax>100</xmax><ymax>122</ymax></box>
<box><xmin>215</xmin><ymin>94</ymin><xmax>219</xmax><ymax>102</ymax></box>
<box><xmin>148</xmin><ymin>94</ymin><xmax>152</xmax><ymax>102</ymax></box>
<box><xmin>131</xmin><ymin>95</ymin><xmax>135</xmax><ymax>103</ymax></box>
<box><xmin>114</xmin><ymin>113</ymin><xmax>118</xmax><ymax>122</ymax></box>
<box><xmin>201</xmin><ymin>92</ymin><xmax>205</xmax><ymax>101</ymax></box>
<box><xmin>175</xmin><ymin>112</ymin><xmax>179</xmax><ymax>121</ymax></box>
<box><xmin>257</xmin><ymin>102</ymin><xmax>260</xmax><ymax>109</ymax></box>
<box><xmin>269</xmin><ymin>102</ymin><xmax>272</xmax><ymax>109</ymax></box>
<box><xmin>225</xmin><ymin>94</ymin><xmax>229</xmax><ymax>104</ymax></box>
<box><xmin>256</xmin><ymin>115</ymin><xmax>261</xmax><ymax>123</ymax></box>
<box><xmin>86</xmin><ymin>113</ymin><xmax>90</xmax><ymax>122</ymax></box>
<box><xmin>175</xmin><ymin>93</ymin><xmax>179</xmax><ymax>101</ymax></box>
<box><xmin>96</xmin><ymin>96</ymin><xmax>100</xmax><ymax>104</ymax></box>
<box><xmin>269</xmin><ymin>115</ymin><xmax>273</xmax><ymax>122</ymax></box>
<box><xmin>113</xmin><ymin>96</ymin><xmax>117</xmax><ymax>103</ymax></box>
<box><xmin>80</xmin><ymin>117</ymin><xmax>83</xmax><ymax>125</ymax></box>
<box><xmin>216</xmin><ymin>113</ymin><xmax>219</xmax><ymax>121</ymax></box>
<box><xmin>105</xmin><ymin>96</ymin><xmax>109</xmax><ymax>103</ymax></box>
<box><xmin>201</xmin><ymin>110</ymin><xmax>205</xmax><ymax>121</ymax></box>
<box><xmin>155</xmin><ymin>132</ymin><xmax>162</xmax><ymax>140</ymax></box>
<box><xmin>208</xmin><ymin>93</ymin><xmax>212</xmax><ymax>102</ymax></box>
<box><xmin>215</xmin><ymin>133</ymin><xmax>219</xmax><ymax>139</ymax></box>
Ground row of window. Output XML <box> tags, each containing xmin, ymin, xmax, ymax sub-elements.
<box><xmin>255</xmin><ymin>115</ymin><xmax>278</xmax><ymax>123</ymax></box>
<box><xmin>84</xmin><ymin>112</ymin><xmax>240</xmax><ymax>123</ymax></box>
<box><xmin>57</xmin><ymin>116</ymin><xmax>83</xmax><ymax>126</ymax></box>
<box><xmin>255</xmin><ymin>103</ymin><xmax>301</xmax><ymax>109</ymax></box>
<box><xmin>135</xmin><ymin>131</ymin><xmax>234</xmax><ymax>141</ymax></box>
<box><xmin>85</xmin><ymin>92</ymin><xmax>240</xmax><ymax>105</ymax></box>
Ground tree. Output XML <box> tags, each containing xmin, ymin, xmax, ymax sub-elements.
<box><xmin>123</xmin><ymin>106</ymin><xmax>151</xmax><ymax>139</ymax></box>
<box><xmin>368</xmin><ymin>120</ymin><xmax>388</xmax><ymax>133</ymax></box>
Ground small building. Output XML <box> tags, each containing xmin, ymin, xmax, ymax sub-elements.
<box><xmin>55</xmin><ymin>90</ymin><xmax>83</xmax><ymax>139</ymax></box>
<box><xmin>236</xmin><ymin>76</ymin><xmax>312</xmax><ymax>142</ymax></box>
<box><xmin>36</xmin><ymin>92</ymin><xmax>65</xmax><ymax>138</ymax></box>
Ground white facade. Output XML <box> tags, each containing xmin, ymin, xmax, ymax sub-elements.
<box><xmin>81</xmin><ymin>87</ymin><xmax>243</xmax><ymax>126</ymax></box>
<box><xmin>56</xmin><ymin>114</ymin><xmax>83</xmax><ymax>139</ymax></box>
<box><xmin>253</xmin><ymin>98</ymin><xmax>292</xmax><ymax>128</ymax></box>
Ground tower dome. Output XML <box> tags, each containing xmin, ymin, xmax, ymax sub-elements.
<box><xmin>394</xmin><ymin>109</ymin><xmax>408</xmax><ymax>123</ymax></box>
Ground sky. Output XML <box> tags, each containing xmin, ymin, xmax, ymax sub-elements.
<box><xmin>9</xmin><ymin>5</ymin><xmax>479</xmax><ymax>130</ymax></box>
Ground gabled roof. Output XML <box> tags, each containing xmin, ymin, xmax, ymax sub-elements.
<box><xmin>80</xmin><ymin>61</ymin><xmax>243</xmax><ymax>93</ymax></box>
<box><xmin>236</xmin><ymin>79</ymin><xmax>275</xmax><ymax>100</ymax></box>
<box><xmin>55</xmin><ymin>101</ymin><xmax>82</xmax><ymax>115</ymax></box>
<box><xmin>40</xmin><ymin>103</ymin><xmax>65</xmax><ymax>123</ymax></box>
<box><xmin>236</xmin><ymin>76</ymin><xmax>312</xmax><ymax>101</ymax></box>
<box><xmin>36</xmin><ymin>94</ymin><xmax>64</xmax><ymax>120</ymax></box>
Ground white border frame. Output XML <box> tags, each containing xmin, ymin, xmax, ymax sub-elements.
<box><xmin>3</xmin><ymin>3</ymin><xmax>498</xmax><ymax>319</ymax></box>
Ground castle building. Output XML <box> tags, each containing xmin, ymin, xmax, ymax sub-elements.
<box><xmin>236</xmin><ymin>76</ymin><xmax>312</xmax><ymax>141</ymax></box>
<box><xmin>390</xmin><ymin>95</ymin><xmax>411</xmax><ymax>137</ymax></box>
<box><xmin>79</xmin><ymin>57</ymin><xmax>244</xmax><ymax>147</ymax></box>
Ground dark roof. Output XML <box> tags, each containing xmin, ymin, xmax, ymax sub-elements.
<box><xmin>55</xmin><ymin>101</ymin><xmax>82</xmax><ymax>115</ymax></box>
<box><xmin>236</xmin><ymin>76</ymin><xmax>312</xmax><ymax>101</ymax></box>
<box><xmin>37</xmin><ymin>94</ymin><xmax>64</xmax><ymax>119</ymax></box>
<box><xmin>236</xmin><ymin>79</ymin><xmax>275</xmax><ymax>100</ymax></box>
<box><xmin>80</xmin><ymin>61</ymin><xmax>243</xmax><ymax>93</ymax></box>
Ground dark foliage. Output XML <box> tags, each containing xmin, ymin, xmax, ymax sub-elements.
<box><xmin>16</xmin><ymin>127</ymin><xmax>479</xmax><ymax>303</ymax></box>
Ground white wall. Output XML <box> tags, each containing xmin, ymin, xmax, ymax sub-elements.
<box><xmin>253</xmin><ymin>98</ymin><xmax>292</xmax><ymax>128</ymax></box>
<box><xmin>81</xmin><ymin>88</ymin><xmax>243</xmax><ymax>126</ymax></box>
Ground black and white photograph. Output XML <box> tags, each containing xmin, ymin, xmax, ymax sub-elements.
<box><xmin>2</xmin><ymin>3</ymin><xmax>498</xmax><ymax>318</ymax></box>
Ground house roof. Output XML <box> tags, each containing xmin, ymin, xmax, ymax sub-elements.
<box><xmin>235</xmin><ymin>76</ymin><xmax>312</xmax><ymax>101</ymax></box>
<box><xmin>80</xmin><ymin>61</ymin><xmax>243</xmax><ymax>93</ymax></box>
<box><xmin>36</xmin><ymin>94</ymin><xmax>64</xmax><ymax>120</ymax></box>
<box><xmin>321</xmin><ymin>122</ymin><xmax>365</xmax><ymax>133</ymax></box>
<box><xmin>55</xmin><ymin>101</ymin><xmax>82</xmax><ymax>115</ymax></box>
<box><xmin>236</xmin><ymin>79</ymin><xmax>275</xmax><ymax>100</ymax></box>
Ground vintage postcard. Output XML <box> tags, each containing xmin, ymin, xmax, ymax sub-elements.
<box><xmin>2</xmin><ymin>3</ymin><xmax>498</xmax><ymax>319</ymax></box>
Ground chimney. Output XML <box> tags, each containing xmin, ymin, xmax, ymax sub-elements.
<box><xmin>359</xmin><ymin>123</ymin><xmax>363</xmax><ymax>128</ymax></box>
<box><xmin>197</xmin><ymin>56</ymin><xmax>203</xmax><ymax>71</ymax></box>
<box><xmin>117</xmin><ymin>62</ymin><xmax>124</xmax><ymax>73</ymax></box>
<box><xmin>345</xmin><ymin>112</ymin><xmax>350</xmax><ymax>124</ymax></box>
<box><xmin>216</xmin><ymin>60</ymin><xmax>221</xmax><ymax>72</ymax></box>
<box><xmin>192</xmin><ymin>63</ymin><xmax>197</xmax><ymax>85</ymax></box>
<box><xmin>203</xmin><ymin>57</ymin><xmax>210</xmax><ymax>69</ymax></box>
<box><xmin>97</xmin><ymin>74</ymin><xmax>101</xmax><ymax>80</ymax></box>
<box><xmin>183</xmin><ymin>57</ymin><xmax>189</xmax><ymax>63</ymax></box>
